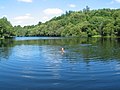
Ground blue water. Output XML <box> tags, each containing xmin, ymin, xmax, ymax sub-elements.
<box><xmin>0</xmin><ymin>37</ymin><xmax>120</xmax><ymax>90</ymax></box>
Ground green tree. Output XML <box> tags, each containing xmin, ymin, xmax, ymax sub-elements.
<box><xmin>0</xmin><ymin>17</ymin><xmax>14</xmax><ymax>39</ymax></box>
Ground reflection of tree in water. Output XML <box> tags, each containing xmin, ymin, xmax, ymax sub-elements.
<box><xmin>14</xmin><ymin>38</ymin><xmax>90</xmax><ymax>46</ymax></box>
<box><xmin>67</xmin><ymin>38</ymin><xmax>120</xmax><ymax>64</ymax></box>
<box><xmin>51</xmin><ymin>37</ymin><xmax>120</xmax><ymax>64</ymax></box>
<box><xmin>0</xmin><ymin>39</ymin><xmax>14</xmax><ymax>60</ymax></box>
<box><xmin>0</xmin><ymin>37</ymin><xmax>120</xmax><ymax>63</ymax></box>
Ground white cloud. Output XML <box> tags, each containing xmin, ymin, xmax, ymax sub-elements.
<box><xmin>43</xmin><ymin>8</ymin><xmax>63</xmax><ymax>15</ymax></box>
<box><xmin>41</xmin><ymin>16</ymin><xmax>52</xmax><ymax>22</ymax></box>
<box><xmin>13</xmin><ymin>14</ymin><xmax>35</xmax><ymax>26</ymax></box>
<box><xmin>14</xmin><ymin>14</ymin><xmax>34</xmax><ymax>20</ymax></box>
<box><xmin>115</xmin><ymin>0</ymin><xmax>120</xmax><ymax>3</ymax></box>
<box><xmin>43</xmin><ymin>16</ymin><xmax>49</xmax><ymax>20</ymax></box>
<box><xmin>69</xmin><ymin>4</ymin><xmax>76</xmax><ymax>8</ymax></box>
<box><xmin>0</xmin><ymin>15</ymin><xmax>8</xmax><ymax>18</ymax></box>
<box><xmin>42</xmin><ymin>8</ymin><xmax>63</xmax><ymax>22</ymax></box>
<box><xmin>17</xmin><ymin>0</ymin><xmax>32</xmax><ymax>3</ymax></box>
<box><xmin>11</xmin><ymin>8</ymin><xmax>64</xmax><ymax>26</ymax></box>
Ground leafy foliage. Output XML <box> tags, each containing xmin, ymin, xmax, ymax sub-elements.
<box><xmin>1</xmin><ymin>6</ymin><xmax>120</xmax><ymax>38</ymax></box>
<box><xmin>0</xmin><ymin>17</ymin><xmax>14</xmax><ymax>39</ymax></box>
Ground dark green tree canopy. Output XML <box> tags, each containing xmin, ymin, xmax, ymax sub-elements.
<box><xmin>0</xmin><ymin>17</ymin><xmax>14</xmax><ymax>39</ymax></box>
<box><xmin>1</xmin><ymin>7</ymin><xmax>120</xmax><ymax>38</ymax></box>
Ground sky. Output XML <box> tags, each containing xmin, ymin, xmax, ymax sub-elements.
<box><xmin>0</xmin><ymin>0</ymin><xmax>120</xmax><ymax>26</ymax></box>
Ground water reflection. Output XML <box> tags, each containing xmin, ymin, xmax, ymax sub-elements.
<box><xmin>0</xmin><ymin>37</ymin><xmax>120</xmax><ymax>63</ymax></box>
<box><xmin>0</xmin><ymin>37</ymin><xmax>120</xmax><ymax>90</ymax></box>
<box><xmin>0</xmin><ymin>39</ymin><xmax>14</xmax><ymax>60</ymax></box>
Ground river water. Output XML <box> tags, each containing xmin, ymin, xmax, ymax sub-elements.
<box><xmin>0</xmin><ymin>37</ymin><xmax>120</xmax><ymax>90</ymax></box>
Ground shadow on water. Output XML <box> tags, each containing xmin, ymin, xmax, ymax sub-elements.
<box><xmin>0</xmin><ymin>37</ymin><xmax>120</xmax><ymax>63</ymax></box>
<box><xmin>0</xmin><ymin>39</ymin><xmax>14</xmax><ymax>60</ymax></box>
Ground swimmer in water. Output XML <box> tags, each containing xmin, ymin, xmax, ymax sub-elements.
<box><xmin>61</xmin><ymin>48</ymin><xmax>64</xmax><ymax>53</ymax></box>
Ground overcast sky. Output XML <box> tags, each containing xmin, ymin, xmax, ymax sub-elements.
<box><xmin>0</xmin><ymin>0</ymin><xmax>120</xmax><ymax>26</ymax></box>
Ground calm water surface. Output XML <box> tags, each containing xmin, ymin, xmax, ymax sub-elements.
<box><xmin>0</xmin><ymin>37</ymin><xmax>120</xmax><ymax>90</ymax></box>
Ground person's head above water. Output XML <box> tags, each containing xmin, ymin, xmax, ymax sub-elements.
<box><xmin>61</xmin><ymin>48</ymin><xmax>64</xmax><ymax>52</ymax></box>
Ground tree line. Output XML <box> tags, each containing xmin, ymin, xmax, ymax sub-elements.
<box><xmin>1</xmin><ymin>6</ymin><xmax>120</xmax><ymax>39</ymax></box>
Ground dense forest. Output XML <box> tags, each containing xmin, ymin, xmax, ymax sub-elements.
<box><xmin>1</xmin><ymin>7</ymin><xmax>120</xmax><ymax>39</ymax></box>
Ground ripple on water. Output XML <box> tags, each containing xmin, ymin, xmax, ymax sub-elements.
<box><xmin>0</xmin><ymin>37</ymin><xmax>120</xmax><ymax>90</ymax></box>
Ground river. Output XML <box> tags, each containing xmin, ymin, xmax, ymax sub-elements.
<box><xmin>0</xmin><ymin>37</ymin><xmax>120</xmax><ymax>90</ymax></box>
